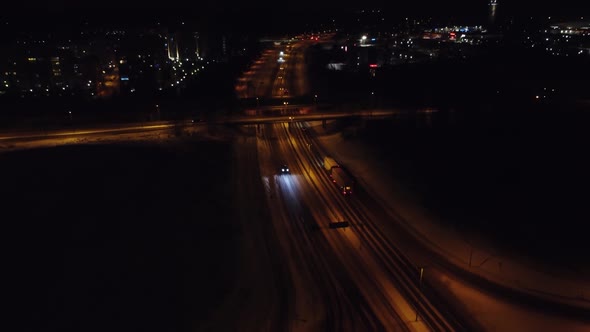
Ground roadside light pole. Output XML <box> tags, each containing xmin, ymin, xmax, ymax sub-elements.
<box><xmin>415</xmin><ymin>266</ymin><xmax>425</xmax><ymax>322</ymax></box>
<box><xmin>419</xmin><ymin>267</ymin><xmax>424</xmax><ymax>290</ymax></box>
<box><xmin>313</xmin><ymin>94</ymin><xmax>318</xmax><ymax>110</ymax></box>
<box><xmin>68</xmin><ymin>110</ymin><xmax>75</xmax><ymax>133</ymax></box>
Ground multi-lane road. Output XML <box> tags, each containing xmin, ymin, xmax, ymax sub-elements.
<box><xmin>232</xmin><ymin>34</ymin><xmax>468</xmax><ymax>331</ymax></box>
<box><xmin>236</xmin><ymin>35</ymin><xmax>310</xmax><ymax>100</ymax></box>
<box><xmin>4</xmin><ymin>32</ymin><xmax>588</xmax><ymax>331</ymax></box>
<box><xmin>236</xmin><ymin>33</ymin><xmax>590</xmax><ymax>332</ymax></box>
<box><xmin>254</xmin><ymin>121</ymin><xmax>467</xmax><ymax>330</ymax></box>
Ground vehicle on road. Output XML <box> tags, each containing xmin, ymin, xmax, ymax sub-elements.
<box><xmin>323</xmin><ymin>156</ymin><xmax>339</xmax><ymax>175</ymax></box>
<box><xmin>331</xmin><ymin>167</ymin><xmax>354</xmax><ymax>195</ymax></box>
<box><xmin>280</xmin><ymin>164</ymin><xmax>290</xmax><ymax>174</ymax></box>
<box><xmin>329</xmin><ymin>221</ymin><xmax>350</xmax><ymax>228</ymax></box>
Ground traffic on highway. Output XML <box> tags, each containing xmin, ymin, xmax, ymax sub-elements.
<box><xmin>234</xmin><ymin>33</ymin><xmax>466</xmax><ymax>331</ymax></box>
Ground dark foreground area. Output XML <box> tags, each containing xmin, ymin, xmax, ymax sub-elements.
<box><xmin>344</xmin><ymin>109</ymin><xmax>590</xmax><ymax>272</ymax></box>
<box><xmin>3</xmin><ymin>140</ymin><xmax>238</xmax><ymax>331</ymax></box>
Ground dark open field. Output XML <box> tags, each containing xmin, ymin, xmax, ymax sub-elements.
<box><xmin>349</xmin><ymin>110</ymin><xmax>590</xmax><ymax>271</ymax></box>
<box><xmin>2</xmin><ymin>140</ymin><xmax>239</xmax><ymax>332</ymax></box>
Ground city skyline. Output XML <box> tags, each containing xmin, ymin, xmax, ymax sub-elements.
<box><xmin>3</xmin><ymin>1</ymin><xmax>590</xmax><ymax>331</ymax></box>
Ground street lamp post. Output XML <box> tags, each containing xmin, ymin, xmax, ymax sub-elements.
<box><xmin>419</xmin><ymin>267</ymin><xmax>424</xmax><ymax>289</ymax></box>
<box><xmin>415</xmin><ymin>266</ymin><xmax>425</xmax><ymax>322</ymax></box>
<box><xmin>67</xmin><ymin>110</ymin><xmax>75</xmax><ymax>133</ymax></box>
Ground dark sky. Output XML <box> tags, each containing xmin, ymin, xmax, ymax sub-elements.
<box><xmin>5</xmin><ymin>1</ymin><xmax>590</xmax><ymax>34</ymax></box>
<box><xmin>10</xmin><ymin>0</ymin><xmax>590</xmax><ymax>16</ymax></box>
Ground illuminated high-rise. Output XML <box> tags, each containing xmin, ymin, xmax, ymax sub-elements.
<box><xmin>167</xmin><ymin>33</ymin><xmax>180</xmax><ymax>61</ymax></box>
<box><xmin>489</xmin><ymin>0</ymin><xmax>498</xmax><ymax>26</ymax></box>
<box><xmin>194</xmin><ymin>32</ymin><xmax>201</xmax><ymax>59</ymax></box>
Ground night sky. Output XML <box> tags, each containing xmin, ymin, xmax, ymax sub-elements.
<box><xmin>3</xmin><ymin>1</ymin><xmax>590</xmax><ymax>36</ymax></box>
<box><xmin>9</xmin><ymin>0</ymin><xmax>590</xmax><ymax>18</ymax></box>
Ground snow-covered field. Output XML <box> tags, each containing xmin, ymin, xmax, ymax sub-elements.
<box><xmin>312</xmin><ymin>120</ymin><xmax>590</xmax><ymax>331</ymax></box>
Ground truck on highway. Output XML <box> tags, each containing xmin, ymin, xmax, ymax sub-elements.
<box><xmin>331</xmin><ymin>167</ymin><xmax>354</xmax><ymax>195</ymax></box>
<box><xmin>323</xmin><ymin>156</ymin><xmax>339</xmax><ymax>175</ymax></box>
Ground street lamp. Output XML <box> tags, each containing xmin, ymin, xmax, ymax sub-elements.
<box><xmin>419</xmin><ymin>267</ymin><xmax>424</xmax><ymax>290</ymax></box>
<box><xmin>415</xmin><ymin>266</ymin><xmax>425</xmax><ymax>322</ymax></box>
<box><xmin>155</xmin><ymin>104</ymin><xmax>161</xmax><ymax>121</ymax></box>
<box><xmin>369</xmin><ymin>91</ymin><xmax>376</xmax><ymax>111</ymax></box>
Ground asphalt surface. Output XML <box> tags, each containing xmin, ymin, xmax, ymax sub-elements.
<box><xmin>232</xmin><ymin>35</ymin><xmax>466</xmax><ymax>331</ymax></box>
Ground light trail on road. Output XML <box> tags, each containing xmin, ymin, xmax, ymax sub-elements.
<box><xmin>258</xmin><ymin>122</ymin><xmax>386</xmax><ymax>331</ymax></box>
<box><xmin>273</xmin><ymin>120</ymin><xmax>466</xmax><ymax>330</ymax></box>
<box><xmin>0</xmin><ymin>124</ymin><xmax>175</xmax><ymax>141</ymax></box>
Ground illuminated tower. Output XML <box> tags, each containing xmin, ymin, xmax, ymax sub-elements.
<box><xmin>222</xmin><ymin>35</ymin><xmax>227</xmax><ymax>59</ymax></box>
<box><xmin>167</xmin><ymin>33</ymin><xmax>180</xmax><ymax>61</ymax></box>
<box><xmin>50</xmin><ymin>57</ymin><xmax>63</xmax><ymax>88</ymax></box>
<box><xmin>489</xmin><ymin>0</ymin><xmax>498</xmax><ymax>26</ymax></box>
<box><xmin>194</xmin><ymin>32</ymin><xmax>200</xmax><ymax>59</ymax></box>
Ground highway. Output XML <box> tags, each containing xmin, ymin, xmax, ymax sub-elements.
<box><xmin>0</xmin><ymin>33</ymin><xmax>465</xmax><ymax>330</ymax></box>
<box><xmin>0</xmin><ymin>109</ymin><xmax>404</xmax><ymax>143</ymax></box>
<box><xmin>259</xmin><ymin>121</ymin><xmax>467</xmax><ymax>330</ymax></box>
<box><xmin>233</xmin><ymin>34</ymin><xmax>467</xmax><ymax>331</ymax></box>
<box><xmin>3</xmin><ymin>30</ymin><xmax>589</xmax><ymax>332</ymax></box>
<box><xmin>236</xmin><ymin>34</ymin><xmax>313</xmax><ymax>102</ymax></box>
<box><xmin>0</xmin><ymin>123</ymin><xmax>177</xmax><ymax>141</ymax></box>
<box><xmin>240</xmin><ymin>34</ymin><xmax>590</xmax><ymax>331</ymax></box>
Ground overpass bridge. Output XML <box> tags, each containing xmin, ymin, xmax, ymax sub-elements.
<box><xmin>215</xmin><ymin>109</ymin><xmax>407</xmax><ymax>125</ymax></box>
<box><xmin>0</xmin><ymin>108</ymin><xmax>437</xmax><ymax>142</ymax></box>
<box><xmin>258</xmin><ymin>37</ymin><xmax>296</xmax><ymax>44</ymax></box>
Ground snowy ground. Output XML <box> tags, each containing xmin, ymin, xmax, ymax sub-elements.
<box><xmin>428</xmin><ymin>267</ymin><xmax>590</xmax><ymax>332</ymax></box>
<box><xmin>3</xmin><ymin>137</ymin><xmax>239</xmax><ymax>332</ymax></box>
<box><xmin>311</xmin><ymin>120</ymin><xmax>590</xmax><ymax>330</ymax></box>
<box><xmin>0</xmin><ymin>125</ymin><xmax>213</xmax><ymax>152</ymax></box>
